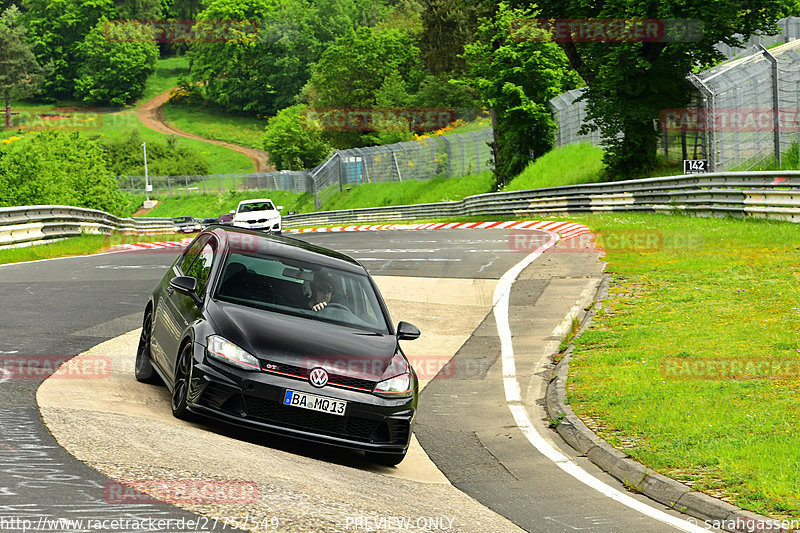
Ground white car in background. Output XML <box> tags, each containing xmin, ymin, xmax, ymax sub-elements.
<box><xmin>230</xmin><ymin>198</ymin><xmax>283</xmax><ymax>234</ymax></box>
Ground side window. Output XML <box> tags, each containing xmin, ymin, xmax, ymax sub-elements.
<box><xmin>180</xmin><ymin>235</ymin><xmax>210</xmax><ymax>274</ymax></box>
<box><xmin>185</xmin><ymin>240</ymin><xmax>216</xmax><ymax>296</ymax></box>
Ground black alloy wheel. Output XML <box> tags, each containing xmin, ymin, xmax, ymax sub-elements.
<box><xmin>171</xmin><ymin>344</ymin><xmax>194</xmax><ymax>420</ymax></box>
<box><xmin>135</xmin><ymin>311</ymin><xmax>158</xmax><ymax>383</ymax></box>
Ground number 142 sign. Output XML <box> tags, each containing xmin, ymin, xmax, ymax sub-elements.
<box><xmin>684</xmin><ymin>159</ymin><xmax>708</xmax><ymax>174</ymax></box>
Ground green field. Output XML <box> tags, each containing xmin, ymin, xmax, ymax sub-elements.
<box><xmin>4</xmin><ymin>56</ymin><xmax>254</xmax><ymax>175</ymax></box>
<box><xmin>565</xmin><ymin>213</ymin><xmax>800</xmax><ymax>519</ymax></box>
<box><xmin>138</xmin><ymin>55</ymin><xmax>190</xmax><ymax>103</ymax></box>
<box><xmin>162</xmin><ymin>103</ymin><xmax>268</xmax><ymax>150</ymax></box>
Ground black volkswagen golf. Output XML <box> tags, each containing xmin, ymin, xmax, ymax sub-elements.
<box><xmin>135</xmin><ymin>226</ymin><xmax>420</xmax><ymax>465</ymax></box>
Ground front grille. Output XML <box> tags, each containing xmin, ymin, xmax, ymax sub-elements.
<box><xmin>263</xmin><ymin>361</ymin><xmax>375</xmax><ymax>392</ymax></box>
<box><xmin>243</xmin><ymin>396</ymin><xmax>389</xmax><ymax>442</ymax></box>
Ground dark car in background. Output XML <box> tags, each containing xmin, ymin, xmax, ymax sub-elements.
<box><xmin>134</xmin><ymin>226</ymin><xmax>421</xmax><ymax>465</ymax></box>
<box><xmin>200</xmin><ymin>217</ymin><xmax>220</xmax><ymax>229</ymax></box>
<box><xmin>172</xmin><ymin>216</ymin><xmax>202</xmax><ymax>233</ymax></box>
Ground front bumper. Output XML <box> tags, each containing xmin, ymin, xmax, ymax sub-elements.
<box><xmin>232</xmin><ymin>220</ymin><xmax>281</xmax><ymax>233</ymax></box>
<box><xmin>186</xmin><ymin>349</ymin><xmax>415</xmax><ymax>453</ymax></box>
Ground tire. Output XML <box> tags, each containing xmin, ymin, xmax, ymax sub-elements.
<box><xmin>134</xmin><ymin>311</ymin><xmax>159</xmax><ymax>384</ymax></box>
<box><xmin>365</xmin><ymin>450</ymin><xmax>407</xmax><ymax>466</ymax></box>
<box><xmin>171</xmin><ymin>343</ymin><xmax>194</xmax><ymax>420</ymax></box>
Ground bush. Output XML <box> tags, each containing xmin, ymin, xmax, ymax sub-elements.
<box><xmin>73</xmin><ymin>19</ymin><xmax>159</xmax><ymax>106</ymax></box>
<box><xmin>263</xmin><ymin>104</ymin><xmax>331</xmax><ymax>170</ymax></box>
<box><xmin>100</xmin><ymin>130</ymin><xmax>210</xmax><ymax>177</ymax></box>
<box><xmin>0</xmin><ymin>131</ymin><xmax>130</xmax><ymax>215</ymax></box>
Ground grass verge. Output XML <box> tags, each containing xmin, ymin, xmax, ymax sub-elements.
<box><xmin>0</xmin><ymin>232</ymin><xmax>186</xmax><ymax>266</ymax></box>
<box><xmin>320</xmin><ymin>172</ymin><xmax>495</xmax><ymax>211</ymax></box>
<box><xmin>562</xmin><ymin>213</ymin><xmax>800</xmax><ymax>520</ymax></box>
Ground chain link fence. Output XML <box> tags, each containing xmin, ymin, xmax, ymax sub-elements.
<box><xmin>546</xmin><ymin>21</ymin><xmax>800</xmax><ymax>171</ymax></box>
<box><xmin>715</xmin><ymin>17</ymin><xmax>800</xmax><ymax>59</ymax></box>
<box><xmin>119</xmin><ymin>129</ymin><xmax>494</xmax><ymax>210</ymax></box>
<box><xmin>308</xmin><ymin>129</ymin><xmax>493</xmax><ymax>207</ymax></box>
<box><xmin>685</xmin><ymin>40</ymin><xmax>800</xmax><ymax>171</ymax></box>
<box><xmin>118</xmin><ymin>171</ymin><xmax>313</xmax><ymax>195</ymax></box>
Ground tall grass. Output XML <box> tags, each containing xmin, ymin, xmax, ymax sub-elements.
<box><xmin>506</xmin><ymin>143</ymin><xmax>605</xmax><ymax>190</ymax></box>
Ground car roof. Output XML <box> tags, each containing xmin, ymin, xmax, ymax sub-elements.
<box><xmin>208</xmin><ymin>226</ymin><xmax>366</xmax><ymax>274</ymax></box>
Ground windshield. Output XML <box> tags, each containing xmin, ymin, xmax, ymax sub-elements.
<box><xmin>239</xmin><ymin>202</ymin><xmax>275</xmax><ymax>213</ymax></box>
<box><xmin>215</xmin><ymin>252</ymin><xmax>389</xmax><ymax>334</ymax></box>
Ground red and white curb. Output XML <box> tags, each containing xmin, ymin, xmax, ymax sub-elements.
<box><xmin>107</xmin><ymin>221</ymin><xmax>591</xmax><ymax>252</ymax></box>
<box><xmin>286</xmin><ymin>220</ymin><xmax>591</xmax><ymax>241</ymax></box>
<box><xmin>108</xmin><ymin>238</ymin><xmax>194</xmax><ymax>252</ymax></box>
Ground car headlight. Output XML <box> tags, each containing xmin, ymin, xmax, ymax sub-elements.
<box><xmin>373</xmin><ymin>353</ymin><xmax>413</xmax><ymax>398</ymax></box>
<box><xmin>206</xmin><ymin>335</ymin><xmax>260</xmax><ymax>370</ymax></box>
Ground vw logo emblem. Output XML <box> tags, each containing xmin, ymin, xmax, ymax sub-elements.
<box><xmin>309</xmin><ymin>367</ymin><xmax>328</xmax><ymax>388</ymax></box>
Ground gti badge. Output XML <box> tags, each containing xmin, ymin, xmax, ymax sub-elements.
<box><xmin>309</xmin><ymin>367</ymin><xmax>329</xmax><ymax>388</ymax></box>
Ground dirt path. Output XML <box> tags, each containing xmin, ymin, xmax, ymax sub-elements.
<box><xmin>136</xmin><ymin>90</ymin><xmax>273</xmax><ymax>172</ymax></box>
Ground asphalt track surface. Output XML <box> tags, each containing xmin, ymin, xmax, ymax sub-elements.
<box><xmin>0</xmin><ymin>229</ymin><xmax>706</xmax><ymax>532</ymax></box>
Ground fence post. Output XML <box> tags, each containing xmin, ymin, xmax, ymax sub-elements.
<box><xmin>689</xmin><ymin>73</ymin><xmax>716</xmax><ymax>172</ymax></box>
<box><xmin>760</xmin><ymin>45</ymin><xmax>781</xmax><ymax>168</ymax></box>
<box><xmin>338</xmin><ymin>153</ymin><xmax>344</xmax><ymax>192</ymax></box>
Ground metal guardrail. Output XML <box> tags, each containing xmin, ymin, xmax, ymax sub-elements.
<box><xmin>0</xmin><ymin>205</ymin><xmax>175</xmax><ymax>247</ymax></box>
<box><xmin>283</xmin><ymin>171</ymin><xmax>800</xmax><ymax>227</ymax></box>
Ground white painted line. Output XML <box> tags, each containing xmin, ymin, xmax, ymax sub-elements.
<box><xmin>493</xmin><ymin>234</ymin><xmax>707</xmax><ymax>533</ymax></box>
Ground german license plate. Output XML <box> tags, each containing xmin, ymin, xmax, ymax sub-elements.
<box><xmin>283</xmin><ymin>389</ymin><xmax>346</xmax><ymax>416</ymax></box>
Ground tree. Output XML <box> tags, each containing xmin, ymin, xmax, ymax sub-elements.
<box><xmin>308</xmin><ymin>26</ymin><xmax>422</xmax><ymax>147</ymax></box>
<box><xmin>418</xmin><ymin>0</ymin><xmax>492</xmax><ymax>76</ymax></box>
<box><xmin>22</xmin><ymin>0</ymin><xmax>116</xmax><ymax>99</ymax></box>
<box><xmin>188</xmin><ymin>0</ymin><xmax>389</xmax><ymax>116</ymax></box>
<box><xmin>74</xmin><ymin>18</ymin><xmax>159</xmax><ymax>106</ymax></box>
<box><xmin>514</xmin><ymin>0</ymin><xmax>789</xmax><ymax>178</ymax></box>
<box><xmin>464</xmin><ymin>3</ymin><xmax>579</xmax><ymax>186</ymax></box>
<box><xmin>0</xmin><ymin>6</ymin><xmax>50</xmax><ymax>128</ymax></box>
<box><xmin>263</xmin><ymin>104</ymin><xmax>331</xmax><ymax>171</ymax></box>
<box><xmin>0</xmin><ymin>131</ymin><xmax>129</xmax><ymax>215</ymax></box>
<box><xmin>113</xmin><ymin>0</ymin><xmax>161</xmax><ymax>19</ymax></box>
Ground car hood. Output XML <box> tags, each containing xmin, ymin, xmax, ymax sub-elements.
<box><xmin>206</xmin><ymin>299</ymin><xmax>398</xmax><ymax>379</ymax></box>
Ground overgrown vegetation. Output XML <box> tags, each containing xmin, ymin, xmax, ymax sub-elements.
<box><xmin>100</xmin><ymin>129</ymin><xmax>210</xmax><ymax>177</ymax></box>
<box><xmin>0</xmin><ymin>130</ymin><xmax>132</xmax><ymax>215</ymax></box>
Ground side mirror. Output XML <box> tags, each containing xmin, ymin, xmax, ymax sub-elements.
<box><xmin>288</xmin><ymin>210</ymin><xmax>296</xmax><ymax>215</ymax></box>
<box><xmin>229</xmin><ymin>209</ymin><xmax>235</xmax><ymax>214</ymax></box>
<box><xmin>396</xmin><ymin>321</ymin><xmax>420</xmax><ymax>341</ymax></box>
<box><xmin>170</xmin><ymin>276</ymin><xmax>197</xmax><ymax>295</ymax></box>
<box><xmin>277</xmin><ymin>205</ymin><xmax>284</xmax><ymax>210</ymax></box>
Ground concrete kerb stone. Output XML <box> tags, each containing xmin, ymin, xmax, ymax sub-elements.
<box><xmin>542</xmin><ymin>276</ymin><xmax>782</xmax><ymax>533</ymax></box>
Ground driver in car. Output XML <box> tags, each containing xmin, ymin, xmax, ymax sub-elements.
<box><xmin>307</xmin><ymin>274</ymin><xmax>334</xmax><ymax>312</ymax></box>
